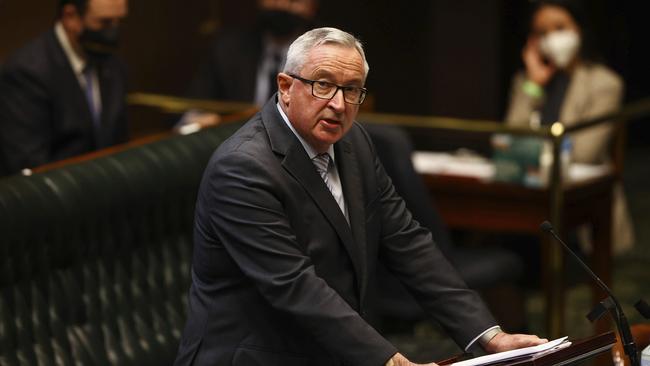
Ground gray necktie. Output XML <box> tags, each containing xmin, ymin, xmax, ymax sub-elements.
<box><xmin>312</xmin><ymin>153</ymin><xmax>346</xmax><ymax>215</ymax></box>
<box><xmin>313</xmin><ymin>153</ymin><xmax>331</xmax><ymax>185</ymax></box>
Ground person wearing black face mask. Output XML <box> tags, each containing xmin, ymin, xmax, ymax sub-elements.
<box><xmin>186</xmin><ymin>0</ymin><xmax>318</xmax><ymax>112</ymax></box>
<box><xmin>79</xmin><ymin>25</ymin><xmax>121</xmax><ymax>61</ymax></box>
<box><xmin>258</xmin><ymin>8</ymin><xmax>312</xmax><ymax>38</ymax></box>
<box><xmin>0</xmin><ymin>0</ymin><xmax>129</xmax><ymax>176</ymax></box>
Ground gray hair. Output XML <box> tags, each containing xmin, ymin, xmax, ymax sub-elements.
<box><xmin>283</xmin><ymin>27</ymin><xmax>370</xmax><ymax>80</ymax></box>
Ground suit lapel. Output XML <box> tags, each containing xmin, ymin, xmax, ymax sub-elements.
<box><xmin>49</xmin><ymin>30</ymin><xmax>97</xmax><ymax>144</ymax></box>
<box><xmin>263</xmin><ymin>99</ymin><xmax>365</xmax><ymax>299</ymax></box>
<box><xmin>96</xmin><ymin>64</ymin><xmax>117</xmax><ymax>148</ymax></box>
<box><xmin>335</xmin><ymin>137</ymin><xmax>368</xmax><ymax>304</ymax></box>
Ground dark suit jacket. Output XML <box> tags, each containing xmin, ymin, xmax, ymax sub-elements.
<box><xmin>0</xmin><ymin>28</ymin><xmax>128</xmax><ymax>175</ymax></box>
<box><xmin>175</xmin><ymin>97</ymin><xmax>496</xmax><ymax>366</ymax></box>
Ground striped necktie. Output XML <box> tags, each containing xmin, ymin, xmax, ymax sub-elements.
<box><xmin>312</xmin><ymin>153</ymin><xmax>346</xmax><ymax>216</ymax></box>
<box><xmin>312</xmin><ymin>153</ymin><xmax>331</xmax><ymax>186</ymax></box>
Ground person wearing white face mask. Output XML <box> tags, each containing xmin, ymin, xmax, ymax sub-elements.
<box><xmin>538</xmin><ymin>29</ymin><xmax>581</xmax><ymax>70</ymax></box>
<box><xmin>505</xmin><ymin>0</ymin><xmax>634</xmax><ymax>254</ymax></box>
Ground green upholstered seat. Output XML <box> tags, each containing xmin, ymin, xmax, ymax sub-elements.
<box><xmin>0</xmin><ymin>121</ymin><xmax>245</xmax><ymax>365</ymax></box>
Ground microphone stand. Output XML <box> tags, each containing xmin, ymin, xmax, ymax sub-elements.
<box><xmin>540</xmin><ymin>221</ymin><xmax>646</xmax><ymax>366</ymax></box>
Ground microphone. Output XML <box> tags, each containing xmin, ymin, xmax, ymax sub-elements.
<box><xmin>539</xmin><ymin>221</ymin><xmax>613</xmax><ymax>298</ymax></box>
<box><xmin>540</xmin><ymin>220</ymin><xmax>640</xmax><ymax>366</ymax></box>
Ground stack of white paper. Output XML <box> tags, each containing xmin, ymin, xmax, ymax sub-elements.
<box><xmin>412</xmin><ymin>151</ymin><xmax>494</xmax><ymax>180</ymax></box>
<box><xmin>451</xmin><ymin>337</ymin><xmax>571</xmax><ymax>366</ymax></box>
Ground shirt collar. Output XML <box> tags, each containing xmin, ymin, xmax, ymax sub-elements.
<box><xmin>276</xmin><ymin>102</ymin><xmax>335</xmax><ymax>161</ymax></box>
<box><xmin>54</xmin><ymin>21</ymin><xmax>86</xmax><ymax>76</ymax></box>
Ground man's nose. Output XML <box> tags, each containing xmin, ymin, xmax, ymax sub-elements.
<box><xmin>327</xmin><ymin>88</ymin><xmax>345</xmax><ymax>112</ymax></box>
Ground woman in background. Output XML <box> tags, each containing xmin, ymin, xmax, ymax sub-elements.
<box><xmin>505</xmin><ymin>0</ymin><xmax>634</xmax><ymax>252</ymax></box>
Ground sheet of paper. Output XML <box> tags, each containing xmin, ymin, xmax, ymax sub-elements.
<box><xmin>412</xmin><ymin>151</ymin><xmax>495</xmax><ymax>180</ymax></box>
<box><xmin>412</xmin><ymin>151</ymin><xmax>611</xmax><ymax>184</ymax></box>
<box><xmin>568</xmin><ymin>163</ymin><xmax>612</xmax><ymax>183</ymax></box>
<box><xmin>450</xmin><ymin>336</ymin><xmax>571</xmax><ymax>366</ymax></box>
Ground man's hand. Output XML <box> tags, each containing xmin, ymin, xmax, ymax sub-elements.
<box><xmin>484</xmin><ymin>332</ymin><xmax>548</xmax><ymax>354</ymax></box>
<box><xmin>386</xmin><ymin>352</ymin><xmax>439</xmax><ymax>366</ymax></box>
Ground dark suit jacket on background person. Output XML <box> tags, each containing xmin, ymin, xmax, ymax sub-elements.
<box><xmin>187</xmin><ymin>28</ymin><xmax>263</xmax><ymax>102</ymax></box>
<box><xmin>174</xmin><ymin>96</ymin><xmax>497</xmax><ymax>366</ymax></box>
<box><xmin>0</xmin><ymin>28</ymin><xmax>128</xmax><ymax>175</ymax></box>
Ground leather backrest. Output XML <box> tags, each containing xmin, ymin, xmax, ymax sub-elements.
<box><xmin>0</xmin><ymin>121</ymin><xmax>244</xmax><ymax>365</ymax></box>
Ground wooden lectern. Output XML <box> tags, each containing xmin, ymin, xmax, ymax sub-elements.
<box><xmin>437</xmin><ymin>332</ymin><xmax>616</xmax><ymax>366</ymax></box>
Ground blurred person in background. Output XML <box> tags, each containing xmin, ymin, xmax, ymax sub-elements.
<box><xmin>179</xmin><ymin>0</ymin><xmax>318</xmax><ymax>129</ymax></box>
<box><xmin>0</xmin><ymin>0</ymin><xmax>128</xmax><ymax>176</ymax></box>
<box><xmin>504</xmin><ymin>0</ymin><xmax>634</xmax><ymax>254</ymax></box>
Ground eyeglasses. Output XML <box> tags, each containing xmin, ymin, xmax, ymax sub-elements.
<box><xmin>289</xmin><ymin>74</ymin><xmax>367</xmax><ymax>105</ymax></box>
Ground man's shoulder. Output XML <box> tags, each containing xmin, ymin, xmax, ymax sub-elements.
<box><xmin>2</xmin><ymin>30</ymin><xmax>58</xmax><ymax>77</ymax></box>
<box><xmin>213</xmin><ymin>113</ymin><xmax>271</xmax><ymax>160</ymax></box>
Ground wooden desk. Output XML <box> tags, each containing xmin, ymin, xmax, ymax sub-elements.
<box><xmin>421</xmin><ymin>171</ymin><xmax>616</xmax><ymax>337</ymax></box>
<box><xmin>438</xmin><ymin>332</ymin><xmax>616</xmax><ymax>366</ymax></box>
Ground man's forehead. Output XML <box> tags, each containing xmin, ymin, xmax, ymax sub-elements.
<box><xmin>307</xmin><ymin>43</ymin><xmax>363</xmax><ymax>69</ymax></box>
<box><xmin>304</xmin><ymin>44</ymin><xmax>364</xmax><ymax>76</ymax></box>
<box><xmin>87</xmin><ymin>0</ymin><xmax>128</xmax><ymax>18</ymax></box>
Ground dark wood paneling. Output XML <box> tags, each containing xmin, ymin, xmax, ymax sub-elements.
<box><xmin>1</xmin><ymin>0</ymin><xmax>647</xmax><ymax>139</ymax></box>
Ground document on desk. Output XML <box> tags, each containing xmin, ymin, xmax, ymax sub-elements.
<box><xmin>412</xmin><ymin>151</ymin><xmax>495</xmax><ymax>180</ymax></box>
<box><xmin>451</xmin><ymin>336</ymin><xmax>571</xmax><ymax>366</ymax></box>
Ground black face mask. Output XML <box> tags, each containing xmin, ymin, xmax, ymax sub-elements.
<box><xmin>79</xmin><ymin>26</ymin><xmax>120</xmax><ymax>61</ymax></box>
<box><xmin>258</xmin><ymin>10</ymin><xmax>309</xmax><ymax>37</ymax></box>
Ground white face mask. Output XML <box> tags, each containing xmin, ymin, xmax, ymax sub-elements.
<box><xmin>539</xmin><ymin>30</ymin><xmax>581</xmax><ymax>69</ymax></box>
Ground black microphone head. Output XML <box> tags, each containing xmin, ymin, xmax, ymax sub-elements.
<box><xmin>540</xmin><ymin>221</ymin><xmax>554</xmax><ymax>233</ymax></box>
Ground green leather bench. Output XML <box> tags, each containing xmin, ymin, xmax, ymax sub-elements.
<box><xmin>0</xmin><ymin>122</ymin><xmax>243</xmax><ymax>366</ymax></box>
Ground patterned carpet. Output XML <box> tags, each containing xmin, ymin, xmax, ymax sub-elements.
<box><xmin>386</xmin><ymin>146</ymin><xmax>650</xmax><ymax>363</ymax></box>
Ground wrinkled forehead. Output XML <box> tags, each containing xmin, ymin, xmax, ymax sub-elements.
<box><xmin>303</xmin><ymin>44</ymin><xmax>365</xmax><ymax>83</ymax></box>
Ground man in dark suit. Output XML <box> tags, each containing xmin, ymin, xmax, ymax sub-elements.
<box><xmin>177</xmin><ymin>0</ymin><xmax>317</xmax><ymax>131</ymax></box>
<box><xmin>189</xmin><ymin>0</ymin><xmax>316</xmax><ymax>104</ymax></box>
<box><xmin>0</xmin><ymin>0</ymin><xmax>128</xmax><ymax>175</ymax></box>
<box><xmin>176</xmin><ymin>27</ymin><xmax>545</xmax><ymax>366</ymax></box>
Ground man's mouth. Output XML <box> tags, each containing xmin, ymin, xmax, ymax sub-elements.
<box><xmin>319</xmin><ymin>118</ymin><xmax>342</xmax><ymax>128</ymax></box>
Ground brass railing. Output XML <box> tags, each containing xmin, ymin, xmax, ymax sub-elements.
<box><xmin>127</xmin><ymin>92</ymin><xmax>258</xmax><ymax>115</ymax></box>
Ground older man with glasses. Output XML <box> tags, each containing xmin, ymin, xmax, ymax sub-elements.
<box><xmin>175</xmin><ymin>27</ymin><xmax>545</xmax><ymax>366</ymax></box>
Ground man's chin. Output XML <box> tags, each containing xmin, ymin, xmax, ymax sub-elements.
<box><xmin>312</xmin><ymin>132</ymin><xmax>343</xmax><ymax>151</ymax></box>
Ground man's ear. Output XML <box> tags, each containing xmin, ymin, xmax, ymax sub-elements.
<box><xmin>277</xmin><ymin>73</ymin><xmax>292</xmax><ymax>106</ymax></box>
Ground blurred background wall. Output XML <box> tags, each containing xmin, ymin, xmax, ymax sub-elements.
<box><xmin>1</xmin><ymin>0</ymin><xmax>648</xmax><ymax>143</ymax></box>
